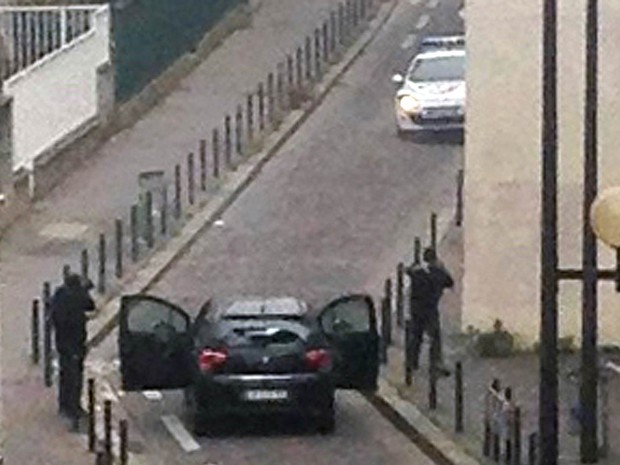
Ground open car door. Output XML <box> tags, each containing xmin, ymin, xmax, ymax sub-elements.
<box><xmin>118</xmin><ymin>295</ymin><xmax>193</xmax><ymax>391</ymax></box>
<box><xmin>318</xmin><ymin>294</ymin><xmax>379</xmax><ymax>391</ymax></box>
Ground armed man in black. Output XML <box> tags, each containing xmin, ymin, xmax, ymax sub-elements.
<box><xmin>51</xmin><ymin>272</ymin><xmax>95</xmax><ymax>421</ymax></box>
<box><xmin>406</xmin><ymin>247</ymin><xmax>453</xmax><ymax>377</ymax></box>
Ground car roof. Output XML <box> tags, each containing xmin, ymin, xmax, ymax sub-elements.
<box><xmin>419</xmin><ymin>35</ymin><xmax>465</xmax><ymax>52</ymax></box>
<box><xmin>213</xmin><ymin>296</ymin><xmax>309</xmax><ymax>320</ymax></box>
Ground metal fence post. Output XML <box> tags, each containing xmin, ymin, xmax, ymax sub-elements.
<box><xmin>296</xmin><ymin>46</ymin><xmax>303</xmax><ymax>90</ymax></box>
<box><xmin>414</xmin><ymin>236</ymin><xmax>421</xmax><ymax>264</ymax></box>
<box><xmin>513</xmin><ymin>406</ymin><xmax>522</xmax><ymax>465</ymax></box>
<box><xmin>160</xmin><ymin>186</ymin><xmax>168</xmax><ymax>237</ymax></box>
<box><xmin>314</xmin><ymin>28</ymin><xmax>321</xmax><ymax>78</ymax></box>
<box><xmin>187</xmin><ymin>152</ymin><xmax>195</xmax><ymax>206</ymax></box>
<box><xmin>31</xmin><ymin>299</ymin><xmax>40</xmax><ymax>364</ymax></box>
<box><xmin>404</xmin><ymin>319</ymin><xmax>413</xmax><ymax>386</ymax></box>
<box><xmin>338</xmin><ymin>3</ymin><xmax>345</xmax><ymax>46</ymax></box>
<box><xmin>396</xmin><ymin>263</ymin><xmax>404</xmax><ymax>327</ymax></box>
<box><xmin>430</xmin><ymin>212</ymin><xmax>437</xmax><ymax>252</ymax></box>
<box><xmin>287</xmin><ymin>54</ymin><xmax>294</xmax><ymax>93</ymax></box>
<box><xmin>81</xmin><ymin>248</ymin><xmax>89</xmax><ymax>282</ymax></box>
<box><xmin>130</xmin><ymin>205</ymin><xmax>139</xmax><ymax>262</ymax></box>
<box><xmin>456</xmin><ymin>168</ymin><xmax>464</xmax><ymax>226</ymax></box>
<box><xmin>87</xmin><ymin>378</ymin><xmax>96</xmax><ymax>452</ymax></box>
<box><xmin>384</xmin><ymin>278</ymin><xmax>392</xmax><ymax>345</ymax></box>
<box><xmin>455</xmin><ymin>361</ymin><xmax>464</xmax><ymax>432</ymax></box>
<box><xmin>504</xmin><ymin>387</ymin><xmax>513</xmax><ymax>464</ymax></box>
<box><xmin>429</xmin><ymin>357</ymin><xmax>437</xmax><ymax>410</ymax></box>
<box><xmin>224</xmin><ymin>115</ymin><xmax>233</xmax><ymax>169</ymax></box>
<box><xmin>145</xmin><ymin>191</ymin><xmax>154</xmax><ymax>249</ymax></box>
<box><xmin>174</xmin><ymin>164</ymin><xmax>182</xmax><ymax>220</ymax></box>
<box><xmin>322</xmin><ymin>21</ymin><xmax>329</xmax><ymax>64</ymax></box>
<box><xmin>267</xmin><ymin>73</ymin><xmax>275</xmax><ymax>126</ymax></box>
<box><xmin>97</xmin><ymin>233</ymin><xmax>106</xmax><ymax>294</ymax></box>
<box><xmin>246</xmin><ymin>94</ymin><xmax>254</xmax><ymax>146</ymax></box>
<box><xmin>258</xmin><ymin>82</ymin><xmax>265</xmax><ymax>131</ymax></box>
<box><xmin>199</xmin><ymin>139</ymin><xmax>207</xmax><ymax>191</ymax></box>
<box><xmin>330</xmin><ymin>10</ymin><xmax>337</xmax><ymax>53</ymax></box>
<box><xmin>115</xmin><ymin>218</ymin><xmax>123</xmax><ymax>278</ymax></box>
<box><xmin>119</xmin><ymin>419</ymin><xmax>128</xmax><ymax>465</ymax></box>
<box><xmin>276</xmin><ymin>63</ymin><xmax>285</xmax><ymax>115</ymax></box>
<box><xmin>380</xmin><ymin>297</ymin><xmax>389</xmax><ymax>364</ymax></box>
<box><xmin>212</xmin><ymin>128</ymin><xmax>221</xmax><ymax>179</ymax></box>
<box><xmin>236</xmin><ymin>104</ymin><xmax>244</xmax><ymax>155</ymax></box>
<box><xmin>43</xmin><ymin>281</ymin><xmax>53</xmax><ymax>387</ymax></box>
<box><xmin>305</xmin><ymin>35</ymin><xmax>312</xmax><ymax>82</ymax></box>
<box><xmin>104</xmin><ymin>400</ymin><xmax>112</xmax><ymax>461</ymax></box>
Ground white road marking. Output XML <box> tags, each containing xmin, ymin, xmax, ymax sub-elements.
<box><xmin>427</xmin><ymin>0</ymin><xmax>439</xmax><ymax>8</ymax></box>
<box><xmin>605</xmin><ymin>361</ymin><xmax>620</xmax><ymax>375</ymax></box>
<box><xmin>161</xmin><ymin>414</ymin><xmax>201</xmax><ymax>453</ymax></box>
<box><xmin>415</xmin><ymin>14</ymin><xmax>430</xmax><ymax>30</ymax></box>
<box><xmin>400</xmin><ymin>34</ymin><xmax>417</xmax><ymax>49</ymax></box>
<box><xmin>142</xmin><ymin>390</ymin><xmax>163</xmax><ymax>401</ymax></box>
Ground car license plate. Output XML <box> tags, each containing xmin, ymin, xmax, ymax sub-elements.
<box><xmin>243</xmin><ymin>389</ymin><xmax>289</xmax><ymax>401</ymax></box>
<box><xmin>426</xmin><ymin>109</ymin><xmax>456</xmax><ymax>119</ymax></box>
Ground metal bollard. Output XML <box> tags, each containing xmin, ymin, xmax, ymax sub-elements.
<box><xmin>246</xmin><ymin>94</ymin><xmax>254</xmax><ymax>145</ymax></box>
<box><xmin>258</xmin><ymin>82</ymin><xmax>265</xmax><ymax>131</ymax></box>
<box><xmin>145</xmin><ymin>192</ymin><xmax>154</xmax><ymax>249</ymax></box>
<box><xmin>174</xmin><ymin>164</ymin><xmax>182</xmax><ymax>220</ymax></box>
<box><xmin>396</xmin><ymin>263</ymin><xmax>404</xmax><ymax>327</ymax></box>
<box><xmin>187</xmin><ymin>152</ymin><xmax>195</xmax><ymax>206</ymax></box>
<box><xmin>130</xmin><ymin>205</ymin><xmax>139</xmax><ymax>262</ymax></box>
<box><xmin>322</xmin><ymin>21</ymin><xmax>329</xmax><ymax>63</ymax></box>
<box><xmin>513</xmin><ymin>406</ymin><xmax>521</xmax><ymax>465</ymax></box>
<box><xmin>43</xmin><ymin>281</ymin><xmax>53</xmax><ymax>387</ymax></box>
<box><xmin>504</xmin><ymin>387</ymin><xmax>513</xmax><ymax>464</ymax></box>
<box><xmin>95</xmin><ymin>451</ymin><xmax>108</xmax><ymax>465</ymax></box>
<box><xmin>330</xmin><ymin>11</ymin><xmax>337</xmax><ymax>53</ymax></box>
<box><xmin>360</xmin><ymin>0</ymin><xmax>366</xmax><ymax>20</ymax></box>
<box><xmin>305</xmin><ymin>36</ymin><xmax>312</xmax><ymax>82</ymax></box>
<box><xmin>98</xmin><ymin>233</ymin><xmax>106</xmax><ymax>294</ymax></box>
<box><xmin>224</xmin><ymin>115</ymin><xmax>233</xmax><ymax>169</ymax></box>
<box><xmin>345</xmin><ymin>0</ymin><xmax>351</xmax><ymax>38</ymax></box>
<box><xmin>199</xmin><ymin>139</ymin><xmax>207</xmax><ymax>191</ymax></box>
<box><xmin>212</xmin><ymin>128</ymin><xmax>221</xmax><ymax>178</ymax></box>
<box><xmin>276</xmin><ymin>63</ymin><xmax>285</xmax><ymax>115</ymax></box>
<box><xmin>115</xmin><ymin>218</ymin><xmax>123</xmax><ymax>278</ymax></box>
<box><xmin>484</xmin><ymin>379</ymin><xmax>501</xmax><ymax>456</ymax></box>
<box><xmin>456</xmin><ymin>169</ymin><xmax>464</xmax><ymax>226</ymax></box>
<box><xmin>338</xmin><ymin>3</ymin><xmax>345</xmax><ymax>46</ymax></box>
<box><xmin>430</xmin><ymin>212</ymin><xmax>437</xmax><ymax>252</ymax></box>
<box><xmin>296</xmin><ymin>46</ymin><xmax>303</xmax><ymax>90</ymax></box>
<box><xmin>81</xmin><ymin>248</ymin><xmax>89</xmax><ymax>282</ymax></box>
<box><xmin>104</xmin><ymin>400</ymin><xmax>112</xmax><ymax>460</ymax></box>
<box><xmin>384</xmin><ymin>278</ymin><xmax>392</xmax><ymax>345</ymax></box>
<box><xmin>379</xmin><ymin>297</ymin><xmax>389</xmax><ymax>365</ymax></box>
<box><xmin>119</xmin><ymin>419</ymin><xmax>128</xmax><ymax>465</ymax></box>
<box><xmin>31</xmin><ymin>299</ymin><xmax>40</xmax><ymax>364</ymax></box>
<box><xmin>353</xmin><ymin>0</ymin><xmax>359</xmax><ymax>28</ymax></box>
<box><xmin>414</xmin><ymin>236</ymin><xmax>421</xmax><ymax>264</ymax></box>
<box><xmin>314</xmin><ymin>28</ymin><xmax>321</xmax><ymax>78</ymax></box>
<box><xmin>160</xmin><ymin>187</ymin><xmax>168</xmax><ymax>237</ymax></box>
<box><xmin>87</xmin><ymin>378</ymin><xmax>96</xmax><ymax>452</ymax></box>
<box><xmin>287</xmin><ymin>54</ymin><xmax>294</xmax><ymax>91</ymax></box>
<box><xmin>404</xmin><ymin>319</ymin><xmax>413</xmax><ymax>386</ymax></box>
<box><xmin>267</xmin><ymin>73</ymin><xmax>275</xmax><ymax>126</ymax></box>
<box><xmin>235</xmin><ymin>104</ymin><xmax>244</xmax><ymax>155</ymax></box>
<box><xmin>455</xmin><ymin>361</ymin><xmax>464</xmax><ymax>432</ymax></box>
<box><xmin>429</xmin><ymin>354</ymin><xmax>437</xmax><ymax>410</ymax></box>
<box><xmin>528</xmin><ymin>432</ymin><xmax>537</xmax><ymax>465</ymax></box>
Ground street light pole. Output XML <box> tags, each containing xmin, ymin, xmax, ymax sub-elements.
<box><xmin>580</xmin><ymin>0</ymin><xmax>599</xmax><ymax>461</ymax></box>
<box><xmin>540</xmin><ymin>0</ymin><xmax>559</xmax><ymax>463</ymax></box>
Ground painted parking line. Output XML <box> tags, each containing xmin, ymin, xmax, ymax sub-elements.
<box><xmin>427</xmin><ymin>0</ymin><xmax>439</xmax><ymax>9</ymax></box>
<box><xmin>400</xmin><ymin>34</ymin><xmax>417</xmax><ymax>50</ymax></box>
<box><xmin>415</xmin><ymin>14</ymin><xmax>430</xmax><ymax>30</ymax></box>
<box><xmin>605</xmin><ymin>361</ymin><xmax>620</xmax><ymax>375</ymax></box>
<box><xmin>161</xmin><ymin>414</ymin><xmax>201</xmax><ymax>453</ymax></box>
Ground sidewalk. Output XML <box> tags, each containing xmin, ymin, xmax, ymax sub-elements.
<box><xmin>0</xmin><ymin>0</ymin><xmax>372</xmax><ymax>462</ymax></box>
<box><xmin>380</xmin><ymin>223</ymin><xmax>620</xmax><ymax>464</ymax></box>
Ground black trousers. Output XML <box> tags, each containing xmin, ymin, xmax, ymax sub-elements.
<box><xmin>409</xmin><ymin>311</ymin><xmax>443</xmax><ymax>370</ymax></box>
<box><xmin>58</xmin><ymin>352</ymin><xmax>84</xmax><ymax>416</ymax></box>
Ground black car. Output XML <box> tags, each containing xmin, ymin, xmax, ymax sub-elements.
<box><xmin>118</xmin><ymin>294</ymin><xmax>379</xmax><ymax>435</ymax></box>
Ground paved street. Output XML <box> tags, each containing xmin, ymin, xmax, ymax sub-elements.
<box><xmin>83</xmin><ymin>0</ymin><xmax>465</xmax><ymax>463</ymax></box>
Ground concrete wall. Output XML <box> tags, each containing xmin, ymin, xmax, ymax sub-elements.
<box><xmin>2</xmin><ymin>5</ymin><xmax>110</xmax><ymax>172</ymax></box>
<box><xmin>464</xmin><ymin>0</ymin><xmax>620</xmax><ymax>347</ymax></box>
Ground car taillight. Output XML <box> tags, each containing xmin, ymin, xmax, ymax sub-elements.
<box><xmin>198</xmin><ymin>348</ymin><xmax>227</xmax><ymax>373</ymax></box>
<box><xmin>305</xmin><ymin>349</ymin><xmax>332</xmax><ymax>372</ymax></box>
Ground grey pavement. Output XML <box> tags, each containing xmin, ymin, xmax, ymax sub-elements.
<box><xmin>382</xmin><ymin>222</ymin><xmax>620</xmax><ymax>464</ymax></box>
<box><xmin>0</xmin><ymin>0</ymin><xmax>387</xmax><ymax>463</ymax></box>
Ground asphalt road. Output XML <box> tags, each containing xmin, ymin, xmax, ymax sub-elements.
<box><xmin>88</xmin><ymin>0</ymin><xmax>465</xmax><ymax>463</ymax></box>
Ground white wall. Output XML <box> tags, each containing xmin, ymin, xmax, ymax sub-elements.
<box><xmin>464</xmin><ymin>0</ymin><xmax>620</xmax><ymax>347</ymax></box>
<box><xmin>3</xmin><ymin>5</ymin><xmax>110</xmax><ymax>172</ymax></box>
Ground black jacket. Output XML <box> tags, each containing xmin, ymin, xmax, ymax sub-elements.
<box><xmin>406</xmin><ymin>262</ymin><xmax>454</xmax><ymax>315</ymax></box>
<box><xmin>50</xmin><ymin>285</ymin><xmax>95</xmax><ymax>355</ymax></box>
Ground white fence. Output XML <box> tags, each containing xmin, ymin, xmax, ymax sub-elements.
<box><xmin>0</xmin><ymin>4</ymin><xmax>111</xmax><ymax>173</ymax></box>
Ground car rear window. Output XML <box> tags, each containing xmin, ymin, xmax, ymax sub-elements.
<box><xmin>408</xmin><ymin>55</ymin><xmax>465</xmax><ymax>82</ymax></box>
<box><xmin>204</xmin><ymin>319</ymin><xmax>312</xmax><ymax>349</ymax></box>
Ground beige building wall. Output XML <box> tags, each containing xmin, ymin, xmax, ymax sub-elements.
<box><xmin>464</xmin><ymin>0</ymin><xmax>620</xmax><ymax>347</ymax></box>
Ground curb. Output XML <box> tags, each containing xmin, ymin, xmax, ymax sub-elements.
<box><xmin>86</xmin><ymin>0</ymin><xmax>398</xmax><ymax>351</ymax></box>
<box><xmin>366</xmin><ymin>379</ymin><xmax>482</xmax><ymax>465</ymax></box>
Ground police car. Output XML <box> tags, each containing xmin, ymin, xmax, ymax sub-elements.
<box><xmin>392</xmin><ymin>35</ymin><xmax>466</xmax><ymax>136</ymax></box>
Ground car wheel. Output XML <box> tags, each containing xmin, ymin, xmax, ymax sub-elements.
<box><xmin>316</xmin><ymin>410</ymin><xmax>336</xmax><ymax>435</ymax></box>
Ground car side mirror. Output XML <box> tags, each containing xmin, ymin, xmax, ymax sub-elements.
<box><xmin>392</xmin><ymin>73</ymin><xmax>404</xmax><ymax>85</ymax></box>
